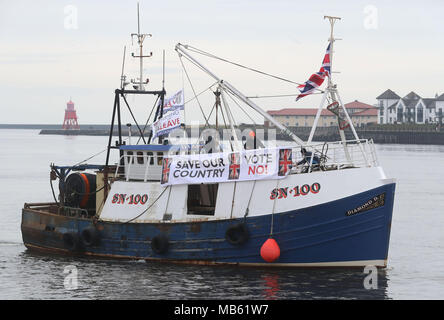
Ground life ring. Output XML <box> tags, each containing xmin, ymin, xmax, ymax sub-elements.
<box><xmin>151</xmin><ymin>233</ymin><xmax>169</xmax><ymax>254</ymax></box>
<box><xmin>225</xmin><ymin>223</ymin><xmax>249</xmax><ymax>245</ymax></box>
<box><xmin>62</xmin><ymin>232</ymin><xmax>82</xmax><ymax>252</ymax></box>
<box><xmin>81</xmin><ymin>226</ymin><xmax>100</xmax><ymax>247</ymax></box>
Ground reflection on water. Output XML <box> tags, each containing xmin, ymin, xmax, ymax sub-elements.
<box><xmin>0</xmin><ymin>246</ymin><xmax>388</xmax><ymax>300</ymax></box>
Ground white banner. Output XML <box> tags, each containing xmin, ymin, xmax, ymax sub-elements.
<box><xmin>159</xmin><ymin>90</ymin><xmax>184</xmax><ymax>114</ymax></box>
<box><xmin>152</xmin><ymin>109</ymin><xmax>181</xmax><ymax>139</ymax></box>
<box><xmin>160</xmin><ymin>147</ymin><xmax>293</xmax><ymax>186</ymax></box>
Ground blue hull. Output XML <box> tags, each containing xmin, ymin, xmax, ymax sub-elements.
<box><xmin>21</xmin><ymin>183</ymin><xmax>395</xmax><ymax>266</ymax></box>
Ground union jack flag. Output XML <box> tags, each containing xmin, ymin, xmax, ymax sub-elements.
<box><xmin>320</xmin><ymin>43</ymin><xmax>331</xmax><ymax>78</ymax></box>
<box><xmin>228</xmin><ymin>153</ymin><xmax>240</xmax><ymax>180</ymax></box>
<box><xmin>278</xmin><ymin>149</ymin><xmax>293</xmax><ymax>176</ymax></box>
<box><xmin>296</xmin><ymin>43</ymin><xmax>331</xmax><ymax>101</ymax></box>
<box><xmin>161</xmin><ymin>158</ymin><xmax>171</xmax><ymax>184</ymax></box>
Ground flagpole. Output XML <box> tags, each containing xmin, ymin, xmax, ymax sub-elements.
<box><xmin>306</xmin><ymin>17</ymin><xmax>340</xmax><ymax>146</ymax></box>
<box><xmin>324</xmin><ymin>16</ymin><xmax>340</xmax><ymax>87</ymax></box>
<box><xmin>321</xmin><ymin>16</ymin><xmax>351</xmax><ymax>162</ymax></box>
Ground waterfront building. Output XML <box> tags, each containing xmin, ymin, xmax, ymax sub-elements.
<box><xmin>376</xmin><ymin>89</ymin><xmax>444</xmax><ymax>124</ymax></box>
<box><xmin>265</xmin><ymin>100</ymin><xmax>377</xmax><ymax>127</ymax></box>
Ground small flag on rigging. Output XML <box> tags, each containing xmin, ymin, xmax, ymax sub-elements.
<box><xmin>152</xmin><ymin>90</ymin><xmax>184</xmax><ymax>138</ymax></box>
<box><xmin>158</xmin><ymin>90</ymin><xmax>184</xmax><ymax>114</ymax></box>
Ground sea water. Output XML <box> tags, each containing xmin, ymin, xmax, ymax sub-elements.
<box><xmin>1</xmin><ymin>129</ymin><xmax>443</xmax><ymax>299</ymax></box>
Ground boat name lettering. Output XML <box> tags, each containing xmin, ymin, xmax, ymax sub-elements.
<box><xmin>346</xmin><ymin>193</ymin><xmax>385</xmax><ymax>216</ymax></box>
<box><xmin>270</xmin><ymin>182</ymin><xmax>321</xmax><ymax>200</ymax></box>
<box><xmin>111</xmin><ymin>193</ymin><xmax>148</xmax><ymax>205</ymax></box>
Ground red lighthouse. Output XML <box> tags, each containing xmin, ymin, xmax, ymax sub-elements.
<box><xmin>62</xmin><ymin>99</ymin><xmax>80</xmax><ymax>130</ymax></box>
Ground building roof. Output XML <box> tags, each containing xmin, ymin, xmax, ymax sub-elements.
<box><xmin>403</xmin><ymin>91</ymin><xmax>421</xmax><ymax>100</ymax></box>
<box><xmin>376</xmin><ymin>89</ymin><xmax>401</xmax><ymax>100</ymax></box>
<box><xmin>344</xmin><ymin>100</ymin><xmax>375</xmax><ymax>110</ymax></box>
<box><xmin>436</xmin><ymin>93</ymin><xmax>444</xmax><ymax>101</ymax></box>
<box><xmin>401</xmin><ymin>98</ymin><xmax>419</xmax><ymax>109</ymax></box>
<box><xmin>423</xmin><ymin>98</ymin><xmax>436</xmax><ymax>108</ymax></box>
<box><xmin>267</xmin><ymin>103</ymin><xmax>377</xmax><ymax>117</ymax></box>
<box><xmin>352</xmin><ymin>108</ymin><xmax>378</xmax><ymax>116</ymax></box>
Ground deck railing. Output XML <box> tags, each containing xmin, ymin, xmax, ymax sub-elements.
<box><xmin>289</xmin><ymin>139</ymin><xmax>378</xmax><ymax>174</ymax></box>
<box><xmin>116</xmin><ymin>139</ymin><xmax>379</xmax><ymax>182</ymax></box>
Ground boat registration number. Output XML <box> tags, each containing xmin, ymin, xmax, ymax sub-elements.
<box><xmin>111</xmin><ymin>193</ymin><xmax>148</xmax><ymax>205</ymax></box>
<box><xmin>269</xmin><ymin>183</ymin><xmax>321</xmax><ymax>200</ymax></box>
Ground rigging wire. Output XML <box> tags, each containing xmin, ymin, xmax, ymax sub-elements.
<box><xmin>183</xmin><ymin>44</ymin><xmax>324</xmax><ymax>93</ymax></box>
<box><xmin>184</xmin><ymin>81</ymin><xmax>218</xmax><ymax>105</ymax></box>
<box><xmin>121</xmin><ymin>94</ymin><xmax>147</xmax><ymax>144</ymax></box>
<box><xmin>136</xmin><ymin>95</ymin><xmax>160</xmax><ymax>145</ymax></box>
<box><xmin>72</xmin><ymin>148</ymin><xmax>108</xmax><ymax>167</ymax></box>
<box><xmin>178</xmin><ymin>54</ymin><xmax>210</xmax><ymax>127</ymax></box>
<box><xmin>246</xmin><ymin>92</ymin><xmax>324</xmax><ymax>99</ymax></box>
<box><xmin>206</xmin><ymin>101</ymin><xmax>217</xmax><ymax>123</ymax></box>
<box><xmin>224</xmin><ymin>89</ymin><xmax>258</xmax><ymax>125</ymax></box>
<box><xmin>72</xmin><ymin>135</ymin><xmax>130</xmax><ymax>167</ymax></box>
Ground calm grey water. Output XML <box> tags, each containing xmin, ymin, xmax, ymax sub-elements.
<box><xmin>1</xmin><ymin>129</ymin><xmax>443</xmax><ymax>300</ymax></box>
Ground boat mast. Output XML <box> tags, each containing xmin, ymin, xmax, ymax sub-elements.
<box><xmin>325</xmin><ymin>16</ymin><xmax>339</xmax><ymax>88</ymax></box>
<box><xmin>307</xmin><ymin>17</ymin><xmax>362</xmax><ymax>142</ymax></box>
<box><xmin>323</xmin><ymin>16</ymin><xmax>368</xmax><ymax>165</ymax></box>
<box><xmin>175</xmin><ymin>44</ymin><xmax>306</xmax><ymax>146</ymax></box>
<box><xmin>324</xmin><ymin>16</ymin><xmax>362</xmax><ymax>142</ymax></box>
<box><xmin>325</xmin><ymin>16</ymin><xmax>350</xmax><ymax>148</ymax></box>
<box><xmin>131</xmin><ymin>2</ymin><xmax>152</xmax><ymax>91</ymax></box>
<box><xmin>106</xmin><ymin>4</ymin><xmax>165</xmax><ymax>167</ymax></box>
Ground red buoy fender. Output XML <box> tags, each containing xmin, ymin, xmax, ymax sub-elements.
<box><xmin>260</xmin><ymin>238</ymin><xmax>280</xmax><ymax>263</ymax></box>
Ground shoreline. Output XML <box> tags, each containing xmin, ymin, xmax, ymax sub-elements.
<box><xmin>1</xmin><ymin>124</ymin><xmax>442</xmax><ymax>145</ymax></box>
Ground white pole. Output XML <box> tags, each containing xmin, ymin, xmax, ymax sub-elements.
<box><xmin>307</xmin><ymin>90</ymin><xmax>328</xmax><ymax>144</ymax></box>
<box><xmin>220</xmin><ymin>86</ymin><xmax>242</xmax><ymax>151</ymax></box>
<box><xmin>335</xmin><ymin>91</ymin><xmax>369</xmax><ymax>166</ymax></box>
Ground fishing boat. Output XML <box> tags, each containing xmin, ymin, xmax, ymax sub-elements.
<box><xmin>21</xmin><ymin>13</ymin><xmax>395</xmax><ymax>267</ymax></box>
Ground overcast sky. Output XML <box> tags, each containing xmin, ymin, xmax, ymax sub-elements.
<box><xmin>1</xmin><ymin>0</ymin><xmax>443</xmax><ymax>124</ymax></box>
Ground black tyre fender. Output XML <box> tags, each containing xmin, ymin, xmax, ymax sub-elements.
<box><xmin>225</xmin><ymin>223</ymin><xmax>249</xmax><ymax>246</ymax></box>
<box><xmin>62</xmin><ymin>232</ymin><xmax>82</xmax><ymax>251</ymax></box>
<box><xmin>81</xmin><ymin>226</ymin><xmax>100</xmax><ymax>247</ymax></box>
<box><xmin>151</xmin><ymin>233</ymin><xmax>169</xmax><ymax>254</ymax></box>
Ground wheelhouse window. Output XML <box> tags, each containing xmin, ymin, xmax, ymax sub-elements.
<box><xmin>157</xmin><ymin>152</ymin><xmax>163</xmax><ymax>165</ymax></box>
<box><xmin>137</xmin><ymin>152</ymin><xmax>144</xmax><ymax>164</ymax></box>
<box><xmin>147</xmin><ymin>152</ymin><xmax>154</xmax><ymax>165</ymax></box>
<box><xmin>126</xmin><ymin>151</ymin><xmax>134</xmax><ymax>164</ymax></box>
<box><xmin>187</xmin><ymin>184</ymin><xmax>219</xmax><ymax>216</ymax></box>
